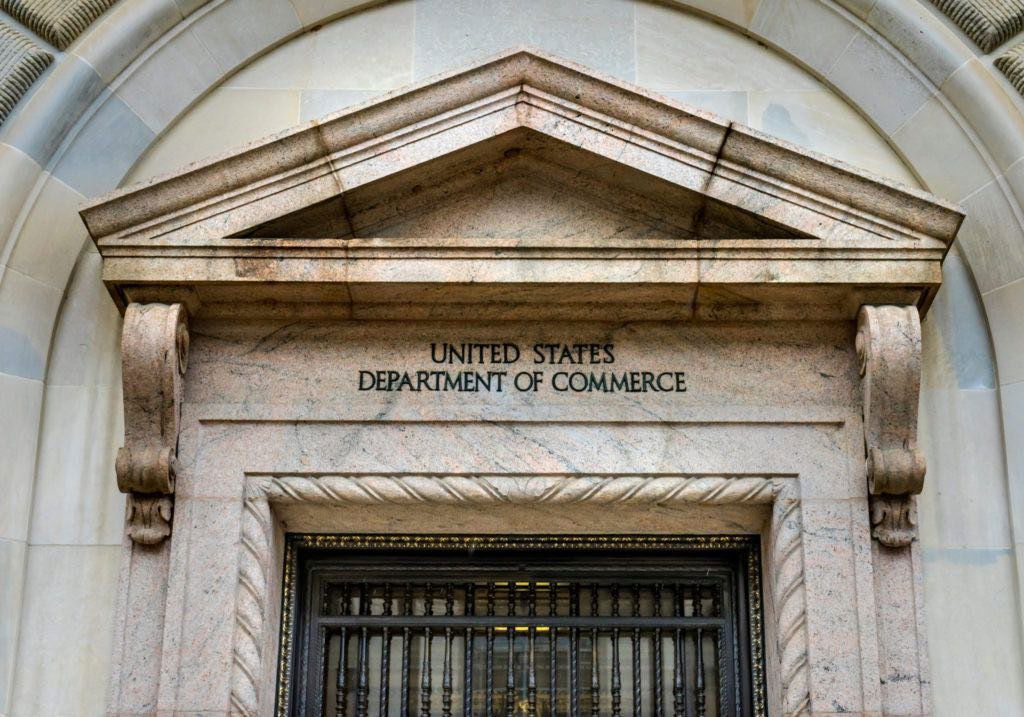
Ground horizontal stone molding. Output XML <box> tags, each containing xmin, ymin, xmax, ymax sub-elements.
<box><xmin>232</xmin><ymin>473</ymin><xmax>809</xmax><ymax>717</ymax></box>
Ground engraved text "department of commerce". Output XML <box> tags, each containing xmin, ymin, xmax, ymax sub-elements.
<box><xmin>357</xmin><ymin>342</ymin><xmax>687</xmax><ymax>394</ymax></box>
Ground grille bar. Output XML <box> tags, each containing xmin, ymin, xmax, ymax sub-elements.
<box><xmin>319</xmin><ymin>582</ymin><xmax>729</xmax><ymax>715</ymax></box>
<box><xmin>288</xmin><ymin>541</ymin><xmax>761</xmax><ymax>717</ymax></box>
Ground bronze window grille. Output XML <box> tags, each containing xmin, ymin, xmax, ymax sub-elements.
<box><xmin>278</xmin><ymin>535</ymin><xmax>764</xmax><ymax>716</ymax></box>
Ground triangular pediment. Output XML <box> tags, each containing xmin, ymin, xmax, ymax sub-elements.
<box><xmin>80</xmin><ymin>48</ymin><xmax>963</xmax><ymax>318</ymax></box>
<box><xmin>237</xmin><ymin>128</ymin><xmax>805</xmax><ymax>241</ymax></box>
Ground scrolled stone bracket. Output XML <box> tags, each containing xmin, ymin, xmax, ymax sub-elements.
<box><xmin>115</xmin><ymin>303</ymin><xmax>189</xmax><ymax>545</ymax></box>
<box><xmin>856</xmin><ymin>305</ymin><xmax>925</xmax><ymax>548</ymax></box>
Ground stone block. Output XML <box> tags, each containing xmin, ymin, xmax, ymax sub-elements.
<box><xmin>44</xmin><ymin>251</ymin><xmax>121</xmax><ymax>388</ymax></box>
<box><xmin>0</xmin><ymin>268</ymin><xmax>62</xmax><ymax>381</ymax></box>
<box><xmin>0</xmin><ymin>537</ymin><xmax>25</xmax><ymax>716</ymax></box>
<box><xmin>941</xmin><ymin>58</ymin><xmax>1024</xmax><ymax>173</ymax></box>
<box><xmin>918</xmin><ymin>386</ymin><xmax>1012</xmax><ymax>549</ymax></box>
<box><xmin>113</xmin><ymin>26</ymin><xmax>223</xmax><ymax>133</ymax></box>
<box><xmin>751</xmin><ymin>0</ymin><xmax>858</xmax><ymax>75</ymax></box>
<box><xmin>9</xmin><ymin>544</ymin><xmax>120</xmax><ymax>716</ymax></box>
<box><xmin>70</xmin><ymin>0</ymin><xmax>185</xmax><ymax>84</ymax></box>
<box><xmin>922</xmin><ymin>547</ymin><xmax>1024</xmax><ymax>714</ymax></box>
<box><xmin>51</xmin><ymin>90</ymin><xmax>154</xmax><ymax>196</ymax></box>
<box><xmin>0</xmin><ymin>142</ymin><xmax>41</xmax><ymax>256</ymax></box>
<box><xmin>891</xmin><ymin>94</ymin><xmax>994</xmax><ymax>203</ymax></box>
<box><xmin>6</xmin><ymin>174</ymin><xmax>87</xmax><ymax>291</ymax></box>
<box><xmin>30</xmin><ymin>383</ymin><xmax>123</xmax><ymax>546</ymax></box>
<box><xmin>957</xmin><ymin>178</ymin><xmax>1024</xmax><ymax>293</ymax></box>
<box><xmin>413</xmin><ymin>0</ymin><xmax>635</xmax><ymax>82</ymax></box>
<box><xmin>639</xmin><ymin>2</ymin><xmax>818</xmax><ymax>92</ymax></box>
<box><xmin>126</xmin><ymin>87</ymin><xmax>300</xmax><ymax>183</ymax></box>
<box><xmin>187</xmin><ymin>0</ymin><xmax>301</xmax><ymax>73</ymax></box>
<box><xmin>307</xmin><ymin>1</ymin><xmax>413</xmax><ymax>90</ymax></box>
<box><xmin>921</xmin><ymin>247</ymin><xmax>996</xmax><ymax>391</ymax></box>
<box><xmin>826</xmin><ymin>30</ymin><xmax>934</xmax><ymax>135</ymax></box>
<box><xmin>0</xmin><ymin>374</ymin><xmax>41</xmax><ymax>543</ymax></box>
<box><xmin>867</xmin><ymin>0</ymin><xmax>971</xmax><ymax>87</ymax></box>
<box><xmin>667</xmin><ymin>0</ymin><xmax>763</xmax><ymax>28</ymax></box>
<box><xmin>983</xmin><ymin>277</ymin><xmax>1024</xmax><ymax>385</ymax></box>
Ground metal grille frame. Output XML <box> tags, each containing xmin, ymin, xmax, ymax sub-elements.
<box><xmin>276</xmin><ymin>535</ymin><xmax>766</xmax><ymax>717</ymax></box>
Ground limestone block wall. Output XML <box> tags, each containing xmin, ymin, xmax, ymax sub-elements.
<box><xmin>0</xmin><ymin>1</ymin><xmax>1022</xmax><ymax>715</ymax></box>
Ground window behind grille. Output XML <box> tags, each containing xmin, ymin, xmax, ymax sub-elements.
<box><xmin>280</xmin><ymin>535</ymin><xmax>764</xmax><ymax>717</ymax></box>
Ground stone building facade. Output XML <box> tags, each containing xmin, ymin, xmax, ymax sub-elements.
<box><xmin>1</xmin><ymin>1</ymin><xmax>1023</xmax><ymax>716</ymax></box>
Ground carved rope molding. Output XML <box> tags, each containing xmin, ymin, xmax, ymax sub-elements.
<box><xmin>856</xmin><ymin>305</ymin><xmax>926</xmax><ymax>548</ymax></box>
<box><xmin>230</xmin><ymin>474</ymin><xmax>811</xmax><ymax>717</ymax></box>
<box><xmin>115</xmin><ymin>302</ymin><xmax>188</xmax><ymax>544</ymax></box>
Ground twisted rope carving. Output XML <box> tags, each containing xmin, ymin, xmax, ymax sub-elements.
<box><xmin>259</xmin><ymin>474</ymin><xmax>780</xmax><ymax>506</ymax></box>
<box><xmin>230</xmin><ymin>494</ymin><xmax>272</xmax><ymax>716</ymax></box>
<box><xmin>772</xmin><ymin>484</ymin><xmax>810</xmax><ymax>717</ymax></box>
<box><xmin>230</xmin><ymin>474</ymin><xmax>810</xmax><ymax>716</ymax></box>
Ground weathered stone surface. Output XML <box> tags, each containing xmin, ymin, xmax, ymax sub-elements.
<box><xmin>996</xmin><ymin>40</ymin><xmax>1024</xmax><ymax>95</ymax></box>
<box><xmin>930</xmin><ymin>0</ymin><xmax>1024</xmax><ymax>52</ymax></box>
<box><xmin>81</xmin><ymin>49</ymin><xmax>949</xmax><ymax>717</ymax></box>
<box><xmin>0</xmin><ymin>22</ymin><xmax>50</xmax><ymax>124</ymax></box>
<box><xmin>116</xmin><ymin>302</ymin><xmax>188</xmax><ymax>544</ymax></box>
<box><xmin>857</xmin><ymin>305</ymin><xmax>926</xmax><ymax>547</ymax></box>
<box><xmin>79</xmin><ymin>50</ymin><xmax>962</xmax><ymax>322</ymax></box>
<box><xmin>1</xmin><ymin>0</ymin><xmax>118</xmax><ymax>50</ymax></box>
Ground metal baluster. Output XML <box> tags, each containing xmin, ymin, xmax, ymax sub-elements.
<box><xmin>632</xmin><ymin>584</ymin><xmax>642</xmax><ymax>717</ymax></box>
<box><xmin>380</xmin><ymin>584</ymin><xmax>392</xmax><ymax>717</ymax></box>
<box><xmin>336</xmin><ymin>627</ymin><xmax>348</xmax><ymax>717</ymax></box>
<box><xmin>487</xmin><ymin>583</ymin><xmax>496</xmax><ymax>717</ymax></box>
<box><xmin>421</xmin><ymin>583</ymin><xmax>434</xmax><ymax>717</ymax></box>
<box><xmin>528</xmin><ymin>583</ymin><xmax>538</xmax><ymax>717</ymax></box>
<box><xmin>590</xmin><ymin>584</ymin><xmax>600</xmax><ymax>717</ymax></box>
<box><xmin>694</xmin><ymin>587</ymin><xmax>705</xmax><ymax>717</ymax></box>
<box><xmin>401</xmin><ymin>584</ymin><xmax>412</xmax><ymax>717</ymax></box>
<box><xmin>356</xmin><ymin>583</ymin><xmax>371</xmax><ymax>717</ymax></box>
<box><xmin>549</xmin><ymin>583</ymin><xmax>558</xmax><ymax>717</ymax></box>
<box><xmin>336</xmin><ymin>583</ymin><xmax>350</xmax><ymax>717</ymax></box>
<box><xmin>570</xmin><ymin>583</ymin><xmax>580</xmax><ymax>717</ymax></box>
<box><xmin>505</xmin><ymin>584</ymin><xmax>516</xmax><ymax>717</ymax></box>
<box><xmin>713</xmin><ymin>587</ymin><xmax>725</xmax><ymax>715</ymax></box>
<box><xmin>654</xmin><ymin>584</ymin><xmax>664</xmax><ymax>717</ymax></box>
<box><xmin>443</xmin><ymin>584</ymin><xmax>454</xmax><ymax>717</ymax></box>
<box><xmin>611</xmin><ymin>584</ymin><xmax>622</xmax><ymax>717</ymax></box>
<box><xmin>463</xmin><ymin>583</ymin><xmax>475</xmax><ymax>717</ymax></box>
<box><xmin>672</xmin><ymin>584</ymin><xmax>685</xmax><ymax>717</ymax></box>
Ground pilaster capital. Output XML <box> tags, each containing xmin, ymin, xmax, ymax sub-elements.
<box><xmin>856</xmin><ymin>305</ymin><xmax>925</xmax><ymax>548</ymax></box>
<box><xmin>116</xmin><ymin>302</ymin><xmax>189</xmax><ymax>544</ymax></box>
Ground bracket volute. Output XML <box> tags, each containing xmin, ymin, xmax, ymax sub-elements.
<box><xmin>116</xmin><ymin>302</ymin><xmax>189</xmax><ymax>544</ymax></box>
<box><xmin>856</xmin><ymin>305</ymin><xmax>926</xmax><ymax>548</ymax></box>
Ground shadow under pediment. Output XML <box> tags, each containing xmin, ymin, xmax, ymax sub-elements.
<box><xmin>235</xmin><ymin>128</ymin><xmax>808</xmax><ymax>242</ymax></box>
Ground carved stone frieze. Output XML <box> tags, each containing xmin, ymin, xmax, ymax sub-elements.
<box><xmin>856</xmin><ymin>305</ymin><xmax>925</xmax><ymax>548</ymax></box>
<box><xmin>116</xmin><ymin>302</ymin><xmax>189</xmax><ymax>544</ymax></box>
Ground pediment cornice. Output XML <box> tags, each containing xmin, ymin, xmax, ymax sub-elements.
<box><xmin>80</xmin><ymin>48</ymin><xmax>963</xmax><ymax>319</ymax></box>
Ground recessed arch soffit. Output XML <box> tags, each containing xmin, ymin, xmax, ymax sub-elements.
<box><xmin>5</xmin><ymin>0</ymin><xmax>1024</xmax><ymax>129</ymax></box>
